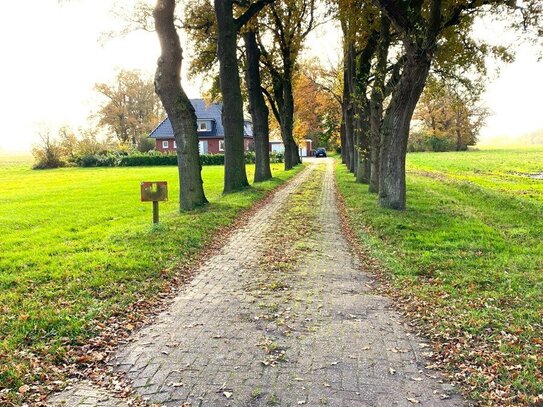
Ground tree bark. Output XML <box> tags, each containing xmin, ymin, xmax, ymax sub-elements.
<box><xmin>379</xmin><ymin>44</ymin><xmax>432</xmax><ymax>209</ymax></box>
<box><xmin>369</xmin><ymin>18</ymin><xmax>391</xmax><ymax>193</ymax></box>
<box><xmin>214</xmin><ymin>0</ymin><xmax>250</xmax><ymax>193</ymax></box>
<box><xmin>342</xmin><ymin>42</ymin><xmax>355</xmax><ymax>173</ymax></box>
<box><xmin>243</xmin><ymin>31</ymin><xmax>272</xmax><ymax>182</ymax></box>
<box><xmin>153</xmin><ymin>0</ymin><xmax>207</xmax><ymax>211</ymax></box>
<box><xmin>369</xmin><ymin>97</ymin><xmax>382</xmax><ymax>192</ymax></box>
<box><xmin>354</xmin><ymin>104</ymin><xmax>370</xmax><ymax>183</ymax></box>
<box><xmin>353</xmin><ymin>33</ymin><xmax>378</xmax><ymax>184</ymax></box>
<box><xmin>281</xmin><ymin>67</ymin><xmax>301</xmax><ymax>170</ymax></box>
<box><xmin>340</xmin><ymin>120</ymin><xmax>346</xmax><ymax>163</ymax></box>
<box><xmin>269</xmin><ymin>72</ymin><xmax>300</xmax><ymax>170</ymax></box>
<box><xmin>456</xmin><ymin>127</ymin><xmax>462</xmax><ymax>151</ymax></box>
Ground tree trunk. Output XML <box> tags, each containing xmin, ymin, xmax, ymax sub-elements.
<box><xmin>369</xmin><ymin>18</ymin><xmax>390</xmax><ymax>193</ymax></box>
<box><xmin>340</xmin><ymin>120</ymin><xmax>346</xmax><ymax>164</ymax></box>
<box><xmin>342</xmin><ymin>42</ymin><xmax>355</xmax><ymax>172</ymax></box>
<box><xmin>379</xmin><ymin>45</ymin><xmax>432</xmax><ymax>210</ymax></box>
<box><xmin>214</xmin><ymin>0</ymin><xmax>249</xmax><ymax>193</ymax></box>
<box><xmin>456</xmin><ymin>127</ymin><xmax>462</xmax><ymax>151</ymax></box>
<box><xmin>355</xmin><ymin>106</ymin><xmax>370</xmax><ymax>183</ymax></box>
<box><xmin>153</xmin><ymin>0</ymin><xmax>207</xmax><ymax>211</ymax></box>
<box><xmin>369</xmin><ymin>98</ymin><xmax>382</xmax><ymax>192</ymax></box>
<box><xmin>281</xmin><ymin>74</ymin><xmax>300</xmax><ymax>170</ymax></box>
<box><xmin>343</xmin><ymin>98</ymin><xmax>354</xmax><ymax>171</ymax></box>
<box><xmin>243</xmin><ymin>31</ymin><xmax>272</xmax><ymax>182</ymax></box>
<box><xmin>353</xmin><ymin>33</ymin><xmax>377</xmax><ymax>184</ymax></box>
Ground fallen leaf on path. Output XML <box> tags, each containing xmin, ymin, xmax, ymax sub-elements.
<box><xmin>18</xmin><ymin>385</ymin><xmax>30</xmax><ymax>394</ymax></box>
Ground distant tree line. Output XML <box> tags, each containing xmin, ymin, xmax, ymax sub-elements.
<box><xmin>409</xmin><ymin>76</ymin><xmax>489</xmax><ymax>152</ymax></box>
<box><xmin>32</xmin><ymin>69</ymin><xmax>163</xmax><ymax>169</ymax></box>
<box><xmin>32</xmin><ymin>127</ymin><xmax>118</xmax><ymax>169</ymax></box>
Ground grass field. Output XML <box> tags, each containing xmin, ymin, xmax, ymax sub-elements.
<box><xmin>336</xmin><ymin>148</ymin><xmax>543</xmax><ymax>405</ymax></box>
<box><xmin>0</xmin><ymin>158</ymin><xmax>302</xmax><ymax>395</ymax></box>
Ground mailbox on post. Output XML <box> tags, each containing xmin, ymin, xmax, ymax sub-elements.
<box><xmin>141</xmin><ymin>181</ymin><xmax>168</xmax><ymax>224</ymax></box>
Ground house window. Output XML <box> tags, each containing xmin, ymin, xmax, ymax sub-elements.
<box><xmin>219</xmin><ymin>140</ymin><xmax>225</xmax><ymax>151</ymax></box>
<box><xmin>244</xmin><ymin>122</ymin><xmax>252</xmax><ymax>135</ymax></box>
<box><xmin>198</xmin><ymin>121</ymin><xmax>209</xmax><ymax>132</ymax></box>
<box><xmin>162</xmin><ymin>140</ymin><xmax>169</xmax><ymax>148</ymax></box>
<box><xmin>173</xmin><ymin>141</ymin><xmax>177</xmax><ymax>149</ymax></box>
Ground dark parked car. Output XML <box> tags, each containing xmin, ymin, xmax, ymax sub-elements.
<box><xmin>315</xmin><ymin>148</ymin><xmax>327</xmax><ymax>158</ymax></box>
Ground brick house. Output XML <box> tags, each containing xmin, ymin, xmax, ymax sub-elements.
<box><xmin>149</xmin><ymin>99</ymin><xmax>254</xmax><ymax>154</ymax></box>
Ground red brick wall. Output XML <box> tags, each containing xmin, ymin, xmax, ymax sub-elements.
<box><xmin>155</xmin><ymin>138</ymin><xmax>254</xmax><ymax>154</ymax></box>
<box><xmin>205</xmin><ymin>139</ymin><xmax>221</xmax><ymax>154</ymax></box>
<box><xmin>244</xmin><ymin>138</ymin><xmax>254</xmax><ymax>152</ymax></box>
<box><xmin>156</xmin><ymin>139</ymin><xmax>174</xmax><ymax>153</ymax></box>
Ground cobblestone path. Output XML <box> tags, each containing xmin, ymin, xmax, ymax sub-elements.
<box><xmin>49</xmin><ymin>160</ymin><xmax>464</xmax><ymax>406</ymax></box>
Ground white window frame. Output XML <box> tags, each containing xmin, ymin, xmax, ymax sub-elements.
<box><xmin>162</xmin><ymin>140</ymin><xmax>169</xmax><ymax>148</ymax></box>
<box><xmin>173</xmin><ymin>140</ymin><xmax>177</xmax><ymax>149</ymax></box>
<box><xmin>198</xmin><ymin>121</ymin><xmax>209</xmax><ymax>132</ymax></box>
<box><xmin>219</xmin><ymin>140</ymin><xmax>225</xmax><ymax>151</ymax></box>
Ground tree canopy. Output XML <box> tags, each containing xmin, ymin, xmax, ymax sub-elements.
<box><xmin>94</xmin><ymin>69</ymin><xmax>164</xmax><ymax>147</ymax></box>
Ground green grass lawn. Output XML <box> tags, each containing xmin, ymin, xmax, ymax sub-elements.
<box><xmin>0</xmin><ymin>160</ymin><xmax>302</xmax><ymax>395</ymax></box>
<box><xmin>336</xmin><ymin>148</ymin><xmax>543</xmax><ymax>405</ymax></box>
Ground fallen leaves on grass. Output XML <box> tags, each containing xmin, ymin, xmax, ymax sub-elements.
<box><xmin>335</xmin><ymin>178</ymin><xmax>543</xmax><ymax>406</ymax></box>
<box><xmin>1</xmin><ymin>176</ymin><xmax>301</xmax><ymax>406</ymax></box>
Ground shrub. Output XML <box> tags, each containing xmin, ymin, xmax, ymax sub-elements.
<box><xmin>75</xmin><ymin>154</ymin><xmax>120</xmax><ymax>167</ymax></box>
<box><xmin>119</xmin><ymin>153</ymin><xmax>177</xmax><ymax>166</ymax></box>
<box><xmin>408</xmin><ymin>131</ymin><xmax>459</xmax><ymax>152</ymax></box>
<box><xmin>244</xmin><ymin>152</ymin><xmax>256</xmax><ymax>164</ymax></box>
<box><xmin>200</xmin><ymin>154</ymin><xmax>225</xmax><ymax>166</ymax></box>
<box><xmin>71</xmin><ymin>150</ymin><xmax>284</xmax><ymax>168</ymax></box>
<box><xmin>32</xmin><ymin>133</ymin><xmax>65</xmax><ymax>169</ymax></box>
<box><xmin>137</xmin><ymin>137</ymin><xmax>156</xmax><ymax>153</ymax></box>
<box><xmin>270</xmin><ymin>152</ymin><xmax>284</xmax><ymax>163</ymax></box>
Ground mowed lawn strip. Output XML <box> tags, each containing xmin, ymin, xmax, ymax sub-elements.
<box><xmin>407</xmin><ymin>148</ymin><xmax>543</xmax><ymax>204</ymax></box>
<box><xmin>335</xmin><ymin>148</ymin><xmax>543</xmax><ymax>404</ymax></box>
<box><xmin>0</xmin><ymin>162</ymin><xmax>303</xmax><ymax>391</ymax></box>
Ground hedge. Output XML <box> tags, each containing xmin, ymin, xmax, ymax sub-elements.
<box><xmin>74</xmin><ymin>151</ymin><xmax>284</xmax><ymax>167</ymax></box>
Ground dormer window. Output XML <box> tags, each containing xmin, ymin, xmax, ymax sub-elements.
<box><xmin>197</xmin><ymin>121</ymin><xmax>210</xmax><ymax>132</ymax></box>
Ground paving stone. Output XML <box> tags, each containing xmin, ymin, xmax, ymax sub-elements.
<box><xmin>47</xmin><ymin>160</ymin><xmax>465</xmax><ymax>406</ymax></box>
<box><xmin>47</xmin><ymin>382</ymin><xmax>130</xmax><ymax>406</ymax></box>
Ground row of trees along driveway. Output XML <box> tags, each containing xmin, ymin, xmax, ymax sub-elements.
<box><xmin>150</xmin><ymin>0</ymin><xmax>542</xmax><ymax>211</ymax></box>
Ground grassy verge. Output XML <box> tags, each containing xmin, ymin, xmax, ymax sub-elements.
<box><xmin>0</xmin><ymin>162</ymin><xmax>303</xmax><ymax>400</ymax></box>
<box><xmin>335</xmin><ymin>149</ymin><xmax>543</xmax><ymax>405</ymax></box>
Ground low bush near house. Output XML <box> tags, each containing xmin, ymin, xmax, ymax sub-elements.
<box><xmin>68</xmin><ymin>151</ymin><xmax>285</xmax><ymax>168</ymax></box>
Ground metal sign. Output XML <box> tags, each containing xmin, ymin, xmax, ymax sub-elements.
<box><xmin>140</xmin><ymin>181</ymin><xmax>168</xmax><ymax>202</ymax></box>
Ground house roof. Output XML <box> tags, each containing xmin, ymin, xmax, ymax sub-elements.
<box><xmin>149</xmin><ymin>98</ymin><xmax>252</xmax><ymax>139</ymax></box>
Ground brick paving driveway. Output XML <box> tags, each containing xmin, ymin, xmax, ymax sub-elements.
<box><xmin>49</xmin><ymin>160</ymin><xmax>464</xmax><ymax>406</ymax></box>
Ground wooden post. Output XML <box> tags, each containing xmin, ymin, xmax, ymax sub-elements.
<box><xmin>141</xmin><ymin>182</ymin><xmax>167</xmax><ymax>225</ymax></box>
<box><xmin>153</xmin><ymin>201</ymin><xmax>159</xmax><ymax>224</ymax></box>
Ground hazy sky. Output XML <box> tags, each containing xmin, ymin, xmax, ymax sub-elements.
<box><xmin>0</xmin><ymin>0</ymin><xmax>542</xmax><ymax>152</ymax></box>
